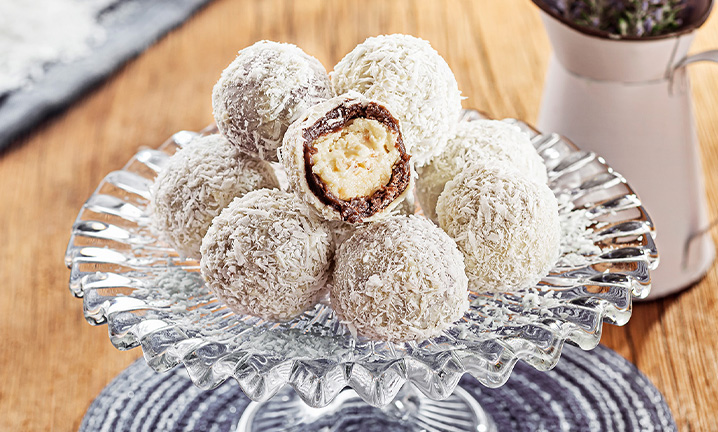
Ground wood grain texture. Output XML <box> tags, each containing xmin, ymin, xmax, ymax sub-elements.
<box><xmin>1</xmin><ymin>0</ymin><xmax>717</xmax><ymax>430</ymax></box>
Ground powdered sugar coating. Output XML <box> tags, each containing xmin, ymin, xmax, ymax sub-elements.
<box><xmin>436</xmin><ymin>163</ymin><xmax>560</xmax><ymax>293</ymax></box>
<box><xmin>212</xmin><ymin>41</ymin><xmax>333</xmax><ymax>162</ymax></box>
<box><xmin>331</xmin><ymin>34</ymin><xmax>462</xmax><ymax>167</ymax></box>
<box><xmin>331</xmin><ymin>215</ymin><xmax>469</xmax><ymax>342</ymax></box>
<box><xmin>280</xmin><ymin>92</ymin><xmax>413</xmax><ymax>222</ymax></box>
<box><xmin>417</xmin><ymin>119</ymin><xmax>548</xmax><ymax>221</ymax></box>
<box><xmin>149</xmin><ymin>134</ymin><xmax>279</xmax><ymax>259</ymax></box>
<box><xmin>200</xmin><ymin>189</ymin><xmax>333</xmax><ymax>322</ymax></box>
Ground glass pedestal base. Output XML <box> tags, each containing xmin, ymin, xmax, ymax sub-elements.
<box><xmin>236</xmin><ymin>384</ymin><xmax>496</xmax><ymax>432</ymax></box>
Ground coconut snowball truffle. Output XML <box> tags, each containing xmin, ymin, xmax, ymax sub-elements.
<box><xmin>212</xmin><ymin>41</ymin><xmax>333</xmax><ymax>162</ymax></box>
<box><xmin>280</xmin><ymin>92</ymin><xmax>413</xmax><ymax>223</ymax></box>
<box><xmin>437</xmin><ymin>163</ymin><xmax>560</xmax><ymax>293</ymax></box>
<box><xmin>331</xmin><ymin>216</ymin><xmax>469</xmax><ymax>342</ymax></box>
<box><xmin>200</xmin><ymin>189</ymin><xmax>333</xmax><ymax>322</ymax></box>
<box><xmin>149</xmin><ymin>134</ymin><xmax>279</xmax><ymax>259</ymax></box>
<box><xmin>331</xmin><ymin>34</ymin><xmax>462</xmax><ymax>166</ymax></box>
<box><xmin>417</xmin><ymin>119</ymin><xmax>548</xmax><ymax>221</ymax></box>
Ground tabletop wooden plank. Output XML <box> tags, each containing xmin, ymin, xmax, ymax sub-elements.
<box><xmin>1</xmin><ymin>0</ymin><xmax>717</xmax><ymax>430</ymax></box>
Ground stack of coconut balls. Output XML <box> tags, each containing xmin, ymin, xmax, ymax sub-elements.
<box><xmin>149</xmin><ymin>35</ymin><xmax>561</xmax><ymax>343</ymax></box>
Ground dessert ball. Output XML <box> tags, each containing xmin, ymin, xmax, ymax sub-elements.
<box><xmin>200</xmin><ymin>189</ymin><xmax>333</xmax><ymax>322</ymax></box>
<box><xmin>436</xmin><ymin>163</ymin><xmax>560</xmax><ymax>293</ymax></box>
<box><xmin>331</xmin><ymin>34</ymin><xmax>462</xmax><ymax>166</ymax></box>
<box><xmin>149</xmin><ymin>134</ymin><xmax>279</xmax><ymax>259</ymax></box>
<box><xmin>417</xmin><ymin>119</ymin><xmax>548</xmax><ymax>221</ymax></box>
<box><xmin>280</xmin><ymin>92</ymin><xmax>413</xmax><ymax>223</ymax></box>
<box><xmin>212</xmin><ymin>41</ymin><xmax>333</xmax><ymax>162</ymax></box>
<box><xmin>331</xmin><ymin>216</ymin><xmax>469</xmax><ymax>342</ymax></box>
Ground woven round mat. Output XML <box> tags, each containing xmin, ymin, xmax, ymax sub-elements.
<box><xmin>81</xmin><ymin>344</ymin><xmax>676</xmax><ymax>431</ymax></box>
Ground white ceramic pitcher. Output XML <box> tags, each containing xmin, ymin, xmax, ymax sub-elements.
<box><xmin>534</xmin><ymin>0</ymin><xmax>716</xmax><ymax>299</ymax></box>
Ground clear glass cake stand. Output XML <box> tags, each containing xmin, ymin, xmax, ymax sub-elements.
<box><xmin>65</xmin><ymin>110</ymin><xmax>657</xmax><ymax>432</ymax></box>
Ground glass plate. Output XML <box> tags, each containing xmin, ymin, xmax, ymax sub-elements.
<box><xmin>65</xmin><ymin>110</ymin><xmax>657</xmax><ymax>409</ymax></box>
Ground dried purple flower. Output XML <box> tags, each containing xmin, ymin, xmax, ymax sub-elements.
<box><xmin>545</xmin><ymin>0</ymin><xmax>686</xmax><ymax>37</ymax></box>
<box><xmin>644</xmin><ymin>15</ymin><xmax>655</xmax><ymax>33</ymax></box>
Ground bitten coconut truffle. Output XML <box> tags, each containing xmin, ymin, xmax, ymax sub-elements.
<box><xmin>417</xmin><ymin>119</ymin><xmax>548</xmax><ymax>221</ymax></box>
<box><xmin>200</xmin><ymin>189</ymin><xmax>333</xmax><ymax>322</ymax></box>
<box><xmin>331</xmin><ymin>216</ymin><xmax>469</xmax><ymax>342</ymax></box>
<box><xmin>436</xmin><ymin>163</ymin><xmax>560</xmax><ymax>293</ymax></box>
<box><xmin>331</xmin><ymin>34</ymin><xmax>462</xmax><ymax>166</ymax></box>
<box><xmin>149</xmin><ymin>134</ymin><xmax>279</xmax><ymax>259</ymax></box>
<box><xmin>280</xmin><ymin>92</ymin><xmax>413</xmax><ymax>223</ymax></box>
<box><xmin>212</xmin><ymin>41</ymin><xmax>333</xmax><ymax>162</ymax></box>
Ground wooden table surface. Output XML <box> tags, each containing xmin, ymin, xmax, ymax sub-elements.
<box><xmin>2</xmin><ymin>1</ymin><xmax>718</xmax><ymax>430</ymax></box>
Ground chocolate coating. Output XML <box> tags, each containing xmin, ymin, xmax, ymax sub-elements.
<box><xmin>303</xmin><ymin>100</ymin><xmax>411</xmax><ymax>222</ymax></box>
<box><xmin>281</xmin><ymin>92</ymin><xmax>413</xmax><ymax>223</ymax></box>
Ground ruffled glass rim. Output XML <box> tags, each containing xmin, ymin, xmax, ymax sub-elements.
<box><xmin>65</xmin><ymin>110</ymin><xmax>657</xmax><ymax>408</ymax></box>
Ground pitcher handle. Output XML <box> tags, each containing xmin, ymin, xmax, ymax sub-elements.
<box><xmin>671</xmin><ymin>49</ymin><xmax>718</xmax><ymax>92</ymax></box>
<box><xmin>672</xmin><ymin>50</ymin><xmax>718</xmax><ymax>269</ymax></box>
<box><xmin>676</xmin><ymin>49</ymin><xmax>718</xmax><ymax>68</ymax></box>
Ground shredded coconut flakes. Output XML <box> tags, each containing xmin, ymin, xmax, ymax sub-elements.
<box><xmin>212</xmin><ymin>41</ymin><xmax>333</xmax><ymax>162</ymax></box>
<box><xmin>200</xmin><ymin>189</ymin><xmax>333</xmax><ymax>322</ymax></box>
<box><xmin>437</xmin><ymin>162</ymin><xmax>561</xmax><ymax>293</ymax></box>
<box><xmin>331</xmin><ymin>215</ymin><xmax>469</xmax><ymax>342</ymax></box>
<box><xmin>331</xmin><ymin>34</ymin><xmax>462</xmax><ymax>167</ymax></box>
<box><xmin>149</xmin><ymin>134</ymin><xmax>279</xmax><ymax>259</ymax></box>
<box><xmin>417</xmin><ymin>119</ymin><xmax>548</xmax><ymax>221</ymax></box>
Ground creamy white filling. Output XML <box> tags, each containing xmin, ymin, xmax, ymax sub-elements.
<box><xmin>311</xmin><ymin>118</ymin><xmax>399</xmax><ymax>200</ymax></box>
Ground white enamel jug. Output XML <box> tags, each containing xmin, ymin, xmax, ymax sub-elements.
<box><xmin>534</xmin><ymin>0</ymin><xmax>716</xmax><ymax>299</ymax></box>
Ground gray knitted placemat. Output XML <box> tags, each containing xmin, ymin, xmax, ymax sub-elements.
<box><xmin>0</xmin><ymin>0</ymin><xmax>213</xmax><ymax>151</ymax></box>
<box><xmin>80</xmin><ymin>343</ymin><xmax>677</xmax><ymax>432</ymax></box>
